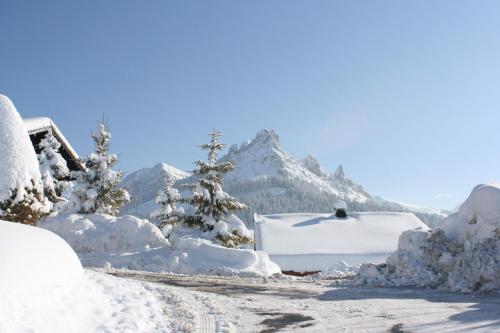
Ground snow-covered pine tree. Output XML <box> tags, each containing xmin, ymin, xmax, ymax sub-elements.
<box><xmin>68</xmin><ymin>121</ymin><xmax>130</xmax><ymax>215</ymax></box>
<box><xmin>183</xmin><ymin>130</ymin><xmax>253</xmax><ymax>248</ymax></box>
<box><xmin>38</xmin><ymin>132</ymin><xmax>70</xmax><ymax>206</ymax></box>
<box><xmin>151</xmin><ymin>176</ymin><xmax>184</xmax><ymax>239</ymax></box>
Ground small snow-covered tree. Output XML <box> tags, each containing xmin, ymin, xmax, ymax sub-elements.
<box><xmin>183</xmin><ymin>130</ymin><xmax>253</xmax><ymax>247</ymax></box>
<box><xmin>0</xmin><ymin>94</ymin><xmax>49</xmax><ymax>225</ymax></box>
<box><xmin>38</xmin><ymin>132</ymin><xmax>70</xmax><ymax>205</ymax></box>
<box><xmin>68</xmin><ymin>121</ymin><xmax>130</xmax><ymax>215</ymax></box>
<box><xmin>151</xmin><ymin>176</ymin><xmax>184</xmax><ymax>239</ymax></box>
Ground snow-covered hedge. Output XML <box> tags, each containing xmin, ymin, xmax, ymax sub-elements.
<box><xmin>40</xmin><ymin>213</ymin><xmax>280</xmax><ymax>276</ymax></box>
<box><xmin>0</xmin><ymin>220</ymin><xmax>83</xmax><ymax>332</ymax></box>
<box><xmin>357</xmin><ymin>183</ymin><xmax>500</xmax><ymax>293</ymax></box>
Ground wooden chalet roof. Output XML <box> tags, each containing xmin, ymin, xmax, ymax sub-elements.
<box><xmin>23</xmin><ymin>117</ymin><xmax>85</xmax><ymax>172</ymax></box>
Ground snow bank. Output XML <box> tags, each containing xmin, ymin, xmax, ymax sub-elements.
<box><xmin>357</xmin><ymin>183</ymin><xmax>500</xmax><ymax>293</ymax></box>
<box><xmin>40</xmin><ymin>214</ymin><xmax>281</xmax><ymax>276</ymax></box>
<box><xmin>40</xmin><ymin>214</ymin><xmax>169</xmax><ymax>253</ymax></box>
<box><xmin>0</xmin><ymin>220</ymin><xmax>83</xmax><ymax>332</ymax></box>
<box><xmin>255</xmin><ymin>212</ymin><xmax>428</xmax><ymax>271</ymax></box>
<box><xmin>0</xmin><ymin>95</ymin><xmax>43</xmax><ymax>203</ymax></box>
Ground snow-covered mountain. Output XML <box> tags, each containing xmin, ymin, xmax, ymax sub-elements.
<box><xmin>121</xmin><ymin>129</ymin><xmax>446</xmax><ymax>227</ymax></box>
<box><xmin>120</xmin><ymin>163</ymin><xmax>190</xmax><ymax>217</ymax></box>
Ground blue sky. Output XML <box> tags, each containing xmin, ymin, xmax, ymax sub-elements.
<box><xmin>1</xmin><ymin>1</ymin><xmax>499</xmax><ymax>210</ymax></box>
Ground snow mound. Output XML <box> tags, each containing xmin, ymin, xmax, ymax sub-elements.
<box><xmin>357</xmin><ymin>183</ymin><xmax>500</xmax><ymax>293</ymax></box>
<box><xmin>0</xmin><ymin>220</ymin><xmax>83</xmax><ymax>332</ymax></box>
<box><xmin>0</xmin><ymin>94</ymin><xmax>43</xmax><ymax>203</ymax></box>
<box><xmin>40</xmin><ymin>214</ymin><xmax>169</xmax><ymax>253</ymax></box>
<box><xmin>255</xmin><ymin>212</ymin><xmax>428</xmax><ymax>272</ymax></box>
<box><xmin>40</xmin><ymin>214</ymin><xmax>280</xmax><ymax>276</ymax></box>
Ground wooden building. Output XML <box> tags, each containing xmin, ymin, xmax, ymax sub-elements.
<box><xmin>23</xmin><ymin>117</ymin><xmax>84</xmax><ymax>172</ymax></box>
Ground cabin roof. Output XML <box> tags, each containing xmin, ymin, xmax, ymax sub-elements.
<box><xmin>23</xmin><ymin>117</ymin><xmax>84</xmax><ymax>172</ymax></box>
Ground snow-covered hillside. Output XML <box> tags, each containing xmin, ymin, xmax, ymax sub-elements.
<box><xmin>121</xmin><ymin>129</ymin><xmax>446</xmax><ymax>226</ymax></box>
<box><xmin>121</xmin><ymin>163</ymin><xmax>189</xmax><ymax>217</ymax></box>
<box><xmin>255</xmin><ymin>212</ymin><xmax>429</xmax><ymax>272</ymax></box>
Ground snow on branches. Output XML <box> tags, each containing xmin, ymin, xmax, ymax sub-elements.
<box><xmin>38</xmin><ymin>132</ymin><xmax>70</xmax><ymax>205</ymax></box>
<box><xmin>151</xmin><ymin>176</ymin><xmax>184</xmax><ymax>239</ymax></box>
<box><xmin>182</xmin><ymin>130</ymin><xmax>252</xmax><ymax>248</ymax></box>
<box><xmin>66</xmin><ymin>122</ymin><xmax>130</xmax><ymax>215</ymax></box>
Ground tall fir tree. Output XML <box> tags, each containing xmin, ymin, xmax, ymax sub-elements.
<box><xmin>184</xmin><ymin>130</ymin><xmax>252</xmax><ymax>247</ymax></box>
<box><xmin>37</xmin><ymin>132</ymin><xmax>70</xmax><ymax>205</ymax></box>
<box><xmin>151</xmin><ymin>176</ymin><xmax>184</xmax><ymax>239</ymax></box>
<box><xmin>68</xmin><ymin>121</ymin><xmax>130</xmax><ymax>215</ymax></box>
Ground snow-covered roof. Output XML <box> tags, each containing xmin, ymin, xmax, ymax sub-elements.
<box><xmin>23</xmin><ymin>117</ymin><xmax>83</xmax><ymax>171</ymax></box>
<box><xmin>255</xmin><ymin>212</ymin><xmax>429</xmax><ymax>256</ymax></box>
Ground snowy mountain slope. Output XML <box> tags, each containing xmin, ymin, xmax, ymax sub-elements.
<box><xmin>121</xmin><ymin>130</ymin><xmax>446</xmax><ymax>226</ymax></box>
<box><xmin>381</xmin><ymin>198</ymin><xmax>449</xmax><ymax>217</ymax></box>
<box><xmin>120</xmin><ymin>163</ymin><xmax>189</xmax><ymax>216</ymax></box>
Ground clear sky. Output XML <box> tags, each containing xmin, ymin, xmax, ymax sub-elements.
<box><xmin>1</xmin><ymin>1</ymin><xmax>499</xmax><ymax>210</ymax></box>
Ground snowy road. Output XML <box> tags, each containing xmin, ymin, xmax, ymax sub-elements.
<box><xmin>108</xmin><ymin>271</ymin><xmax>500</xmax><ymax>333</ymax></box>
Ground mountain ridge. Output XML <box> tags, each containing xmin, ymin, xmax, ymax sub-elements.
<box><xmin>120</xmin><ymin>129</ymin><xmax>447</xmax><ymax>227</ymax></box>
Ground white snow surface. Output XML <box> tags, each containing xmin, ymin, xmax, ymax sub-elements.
<box><xmin>0</xmin><ymin>95</ymin><xmax>43</xmax><ymax>203</ymax></box>
<box><xmin>358</xmin><ymin>183</ymin><xmax>500</xmax><ymax>293</ymax></box>
<box><xmin>255</xmin><ymin>212</ymin><xmax>428</xmax><ymax>271</ymax></box>
<box><xmin>40</xmin><ymin>213</ymin><xmax>280</xmax><ymax>276</ymax></box>
<box><xmin>0</xmin><ymin>220</ymin><xmax>83</xmax><ymax>332</ymax></box>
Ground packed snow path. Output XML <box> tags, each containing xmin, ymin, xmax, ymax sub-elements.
<box><xmin>108</xmin><ymin>271</ymin><xmax>500</xmax><ymax>332</ymax></box>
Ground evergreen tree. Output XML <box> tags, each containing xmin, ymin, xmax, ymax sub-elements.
<box><xmin>184</xmin><ymin>130</ymin><xmax>252</xmax><ymax>247</ymax></box>
<box><xmin>151</xmin><ymin>176</ymin><xmax>184</xmax><ymax>239</ymax></box>
<box><xmin>68</xmin><ymin>121</ymin><xmax>130</xmax><ymax>215</ymax></box>
<box><xmin>37</xmin><ymin>132</ymin><xmax>70</xmax><ymax>205</ymax></box>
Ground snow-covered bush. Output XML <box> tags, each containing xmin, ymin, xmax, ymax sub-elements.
<box><xmin>66</xmin><ymin>122</ymin><xmax>130</xmax><ymax>215</ymax></box>
<box><xmin>38</xmin><ymin>132</ymin><xmax>70</xmax><ymax>206</ymax></box>
<box><xmin>0</xmin><ymin>95</ymin><xmax>49</xmax><ymax>225</ymax></box>
<box><xmin>151</xmin><ymin>176</ymin><xmax>184</xmax><ymax>239</ymax></box>
<box><xmin>182</xmin><ymin>130</ymin><xmax>253</xmax><ymax>248</ymax></box>
<box><xmin>357</xmin><ymin>183</ymin><xmax>500</xmax><ymax>293</ymax></box>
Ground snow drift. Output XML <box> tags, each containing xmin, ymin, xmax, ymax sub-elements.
<box><xmin>357</xmin><ymin>183</ymin><xmax>500</xmax><ymax>293</ymax></box>
<box><xmin>0</xmin><ymin>220</ymin><xmax>83</xmax><ymax>332</ymax></box>
<box><xmin>40</xmin><ymin>214</ymin><xmax>280</xmax><ymax>276</ymax></box>
<box><xmin>255</xmin><ymin>212</ymin><xmax>428</xmax><ymax>272</ymax></box>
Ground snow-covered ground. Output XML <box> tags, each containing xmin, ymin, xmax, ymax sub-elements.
<box><xmin>255</xmin><ymin>212</ymin><xmax>428</xmax><ymax>272</ymax></box>
<box><xmin>110</xmin><ymin>270</ymin><xmax>500</xmax><ymax>333</ymax></box>
<box><xmin>0</xmin><ymin>220</ymin><xmax>235</xmax><ymax>333</ymax></box>
<box><xmin>39</xmin><ymin>213</ymin><xmax>280</xmax><ymax>276</ymax></box>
